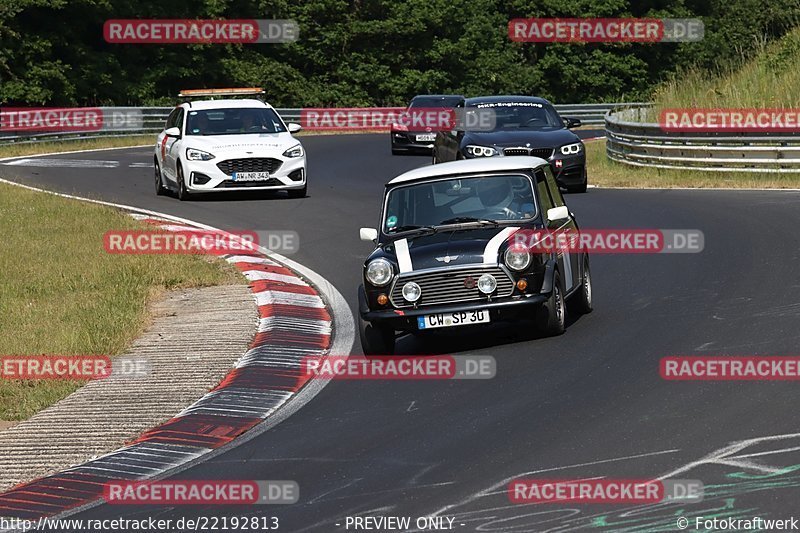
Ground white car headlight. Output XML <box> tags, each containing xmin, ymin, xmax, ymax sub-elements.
<box><xmin>504</xmin><ymin>246</ymin><xmax>532</xmax><ymax>271</ymax></box>
<box><xmin>186</xmin><ymin>148</ymin><xmax>215</xmax><ymax>161</ymax></box>
<box><xmin>283</xmin><ymin>144</ymin><xmax>304</xmax><ymax>158</ymax></box>
<box><xmin>465</xmin><ymin>145</ymin><xmax>497</xmax><ymax>157</ymax></box>
<box><xmin>365</xmin><ymin>258</ymin><xmax>393</xmax><ymax>287</ymax></box>
<box><xmin>560</xmin><ymin>142</ymin><xmax>583</xmax><ymax>155</ymax></box>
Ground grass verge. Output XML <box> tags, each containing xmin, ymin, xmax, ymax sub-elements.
<box><xmin>586</xmin><ymin>139</ymin><xmax>800</xmax><ymax>189</ymax></box>
<box><xmin>0</xmin><ymin>182</ymin><xmax>243</xmax><ymax>420</ymax></box>
<box><xmin>0</xmin><ymin>135</ymin><xmax>155</xmax><ymax>160</ymax></box>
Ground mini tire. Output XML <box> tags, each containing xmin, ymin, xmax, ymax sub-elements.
<box><xmin>539</xmin><ymin>271</ymin><xmax>566</xmax><ymax>336</ymax></box>
<box><xmin>359</xmin><ymin>318</ymin><xmax>396</xmax><ymax>355</ymax></box>
<box><xmin>569</xmin><ymin>255</ymin><xmax>593</xmax><ymax>314</ymax></box>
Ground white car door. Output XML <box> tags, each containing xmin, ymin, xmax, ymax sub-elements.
<box><xmin>162</xmin><ymin>107</ymin><xmax>184</xmax><ymax>184</ymax></box>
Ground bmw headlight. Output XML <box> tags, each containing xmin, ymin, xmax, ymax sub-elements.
<box><xmin>186</xmin><ymin>148</ymin><xmax>215</xmax><ymax>161</ymax></box>
<box><xmin>504</xmin><ymin>246</ymin><xmax>532</xmax><ymax>271</ymax></box>
<box><xmin>465</xmin><ymin>145</ymin><xmax>497</xmax><ymax>157</ymax></box>
<box><xmin>559</xmin><ymin>142</ymin><xmax>583</xmax><ymax>156</ymax></box>
<box><xmin>283</xmin><ymin>144</ymin><xmax>305</xmax><ymax>158</ymax></box>
<box><xmin>365</xmin><ymin>258</ymin><xmax>393</xmax><ymax>287</ymax></box>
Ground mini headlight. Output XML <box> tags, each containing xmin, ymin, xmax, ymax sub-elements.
<box><xmin>477</xmin><ymin>274</ymin><xmax>497</xmax><ymax>295</ymax></box>
<box><xmin>283</xmin><ymin>144</ymin><xmax>305</xmax><ymax>158</ymax></box>
<box><xmin>504</xmin><ymin>246</ymin><xmax>532</xmax><ymax>271</ymax></box>
<box><xmin>186</xmin><ymin>148</ymin><xmax>215</xmax><ymax>161</ymax></box>
<box><xmin>401</xmin><ymin>282</ymin><xmax>422</xmax><ymax>302</ymax></box>
<box><xmin>365</xmin><ymin>258</ymin><xmax>393</xmax><ymax>287</ymax></box>
<box><xmin>560</xmin><ymin>142</ymin><xmax>583</xmax><ymax>156</ymax></box>
<box><xmin>465</xmin><ymin>145</ymin><xmax>497</xmax><ymax>157</ymax></box>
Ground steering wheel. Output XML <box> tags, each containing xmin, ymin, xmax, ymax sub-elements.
<box><xmin>484</xmin><ymin>208</ymin><xmax>519</xmax><ymax>220</ymax></box>
<box><xmin>523</xmin><ymin>117</ymin><xmax>544</xmax><ymax>127</ymax></box>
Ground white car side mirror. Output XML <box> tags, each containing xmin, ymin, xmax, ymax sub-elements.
<box><xmin>360</xmin><ymin>228</ymin><xmax>378</xmax><ymax>242</ymax></box>
<box><xmin>164</xmin><ymin>127</ymin><xmax>181</xmax><ymax>137</ymax></box>
<box><xmin>546</xmin><ymin>205</ymin><xmax>570</xmax><ymax>221</ymax></box>
<box><xmin>287</xmin><ymin>123</ymin><xmax>302</xmax><ymax>133</ymax></box>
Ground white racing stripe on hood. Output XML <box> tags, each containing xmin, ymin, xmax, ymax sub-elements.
<box><xmin>483</xmin><ymin>227</ymin><xmax>519</xmax><ymax>264</ymax></box>
<box><xmin>395</xmin><ymin>238</ymin><xmax>413</xmax><ymax>273</ymax></box>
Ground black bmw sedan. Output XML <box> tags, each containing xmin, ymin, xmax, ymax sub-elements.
<box><xmin>432</xmin><ymin>96</ymin><xmax>588</xmax><ymax>192</ymax></box>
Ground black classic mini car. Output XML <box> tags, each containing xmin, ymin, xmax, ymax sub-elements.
<box><xmin>358</xmin><ymin>157</ymin><xmax>593</xmax><ymax>355</ymax></box>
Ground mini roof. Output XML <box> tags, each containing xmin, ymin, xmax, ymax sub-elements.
<box><xmin>387</xmin><ymin>157</ymin><xmax>548</xmax><ymax>185</ymax></box>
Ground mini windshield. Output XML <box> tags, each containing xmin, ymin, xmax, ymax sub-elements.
<box><xmin>383</xmin><ymin>175</ymin><xmax>536</xmax><ymax>233</ymax></box>
<box><xmin>467</xmin><ymin>102</ymin><xmax>563</xmax><ymax>131</ymax></box>
<box><xmin>185</xmin><ymin>108</ymin><xmax>286</xmax><ymax>136</ymax></box>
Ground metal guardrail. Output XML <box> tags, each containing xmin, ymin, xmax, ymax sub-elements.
<box><xmin>605</xmin><ymin>106</ymin><xmax>800</xmax><ymax>173</ymax></box>
<box><xmin>0</xmin><ymin>104</ymin><xmax>619</xmax><ymax>146</ymax></box>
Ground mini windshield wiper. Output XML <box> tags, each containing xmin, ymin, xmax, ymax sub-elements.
<box><xmin>389</xmin><ymin>224</ymin><xmax>438</xmax><ymax>235</ymax></box>
<box><xmin>439</xmin><ymin>217</ymin><xmax>500</xmax><ymax>226</ymax></box>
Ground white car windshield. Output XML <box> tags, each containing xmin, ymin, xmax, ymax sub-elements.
<box><xmin>185</xmin><ymin>108</ymin><xmax>286</xmax><ymax>136</ymax></box>
<box><xmin>383</xmin><ymin>175</ymin><xmax>536</xmax><ymax>233</ymax></box>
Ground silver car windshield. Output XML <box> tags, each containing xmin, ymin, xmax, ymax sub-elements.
<box><xmin>383</xmin><ymin>175</ymin><xmax>536</xmax><ymax>233</ymax></box>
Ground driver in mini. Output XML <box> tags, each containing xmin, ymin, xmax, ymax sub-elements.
<box><xmin>475</xmin><ymin>178</ymin><xmax>535</xmax><ymax>219</ymax></box>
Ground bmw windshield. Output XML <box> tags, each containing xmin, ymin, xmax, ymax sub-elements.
<box><xmin>383</xmin><ymin>175</ymin><xmax>536</xmax><ymax>234</ymax></box>
<box><xmin>468</xmin><ymin>102</ymin><xmax>564</xmax><ymax>131</ymax></box>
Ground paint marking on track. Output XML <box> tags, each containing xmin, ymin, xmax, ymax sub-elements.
<box><xmin>2</xmin><ymin>158</ymin><xmax>120</xmax><ymax>168</ymax></box>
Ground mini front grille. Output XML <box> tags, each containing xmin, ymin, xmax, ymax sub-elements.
<box><xmin>390</xmin><ymin>265</ymin><xmax>515</xmax><ymax>308</ymax></box>
<box><xmin>216</xmin><ymin>158</ymin><xmax>282</xmax><ymax>176</ymax></box>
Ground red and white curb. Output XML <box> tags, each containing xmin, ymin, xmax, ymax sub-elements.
<box><xmin>0</xmin><ymin>175</ymin><xmax>353</xmax><ymax>524</ymax></box>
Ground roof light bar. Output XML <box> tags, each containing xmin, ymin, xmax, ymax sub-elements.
<box><xmin>178</xmin><ymin>88</ymin><xmax>265</xmax><ymax>98</ymax></box>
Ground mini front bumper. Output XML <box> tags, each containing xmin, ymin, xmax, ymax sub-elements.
<box><xmin>183</xmin><ymin>155</ymin><xmax>306</xmax><ymax>193</ymax></box>
<box><xmin>360</xmin><ymin>290</ymin><xmax>548</xmax><ymax>331</ymax></box>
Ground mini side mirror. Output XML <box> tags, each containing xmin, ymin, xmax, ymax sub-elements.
<box><xmin>360</xmin><ymin>228</ymin><xmax>378</xmax><ymax>242</ymax></box>
<box><xmin>546</xmin><ymin>205</ymin><xmax>570</xmax><ymax>221</ymax></box>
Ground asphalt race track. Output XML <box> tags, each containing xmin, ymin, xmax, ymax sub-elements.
<box><xmin>3</xmin><ymin>132</ymin><xmax>800</xmax><ymax>531</ymax></box>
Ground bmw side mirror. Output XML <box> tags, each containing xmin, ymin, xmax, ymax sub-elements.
<box><xmin>287</xmin><ymin>123</ymin><xmax>302</xmax><ymax>133</ymax></box>
<box><xmin>546</xmin><ymin>206</ymin><xmax>570</xmax><ymax>221</ymax></box>
<box><xmin>360</xmin><ymin>227</ymin><xmax>378</xmax><ymax>243</ymax></box>
<box><xmin>164</xmin><ymin>127</ymin><xmax>181</xmax><ymax>138</ymax></box>
<box><xmin>564</xmin><ymin>117</ymin><xmax>581</xmax><ymax>129</ymax></box>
